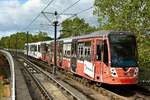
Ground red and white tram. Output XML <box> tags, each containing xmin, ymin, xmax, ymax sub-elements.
<box><xmin>25</xmin><ymin>31</ymin><xmax>139</xmax><ymax>85</ymax></box>
<box><xmin>24</xmin><ymin>42</ymin><xmax>42</xmax><ymax>59</ymax></box>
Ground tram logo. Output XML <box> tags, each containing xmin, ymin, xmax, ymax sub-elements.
<box><xmin>84</xmin><ymin>60</ymin><xmax>94</xmax><ymax>78</ymax></box>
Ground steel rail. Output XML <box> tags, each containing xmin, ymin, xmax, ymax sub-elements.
<box><xmin>23</xmin><ymin>64</ymin><xmax>53</xmax><ymax>100</ymax></box>
<box><xmin>19</xmin><ymin>55</ymin><xmax>80</xmax><ymax>100</ymax></box>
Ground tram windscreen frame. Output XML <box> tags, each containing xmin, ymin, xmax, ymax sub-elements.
<box><xmin>109</xmin><ymin>33</ymin><xmax>138</xmax><ymax>67</ymax></box>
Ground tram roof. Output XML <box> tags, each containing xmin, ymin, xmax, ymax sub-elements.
<box><xmin>25</xmin><ymin>30</ymin><xmax>133</xmax><ymax>44</ymax></box>
<box><xmin>70</xmin><ymin>30</ymin><xmax>134</xmax><ymax>40</ymax></box>
<box><xmin>25</xmin><ymin>42</ymin><xmax>41</xmax><ymax>45</ymax></box>
<box><xmin>73</xmin><ymin>30</ymin><xmax>110</xmax><ymax>39</ymax></box>
<box><xmin>50</xmin><ymin>30</ymin><xmax>133</xmax><ymax>43</ymax></box>
<box><xmin>59</xmin><ymin>30</ymin><xmax>111</xmax><ymax>42</ymax></box>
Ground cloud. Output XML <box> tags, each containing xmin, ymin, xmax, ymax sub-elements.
<box><xmin>0</xmin><ymin>0</ymin><xmax>99</xmax><ymax>37</ymax></box>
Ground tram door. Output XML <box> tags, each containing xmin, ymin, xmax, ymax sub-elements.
<box><xmin>96</xmin><ymin>40</ymin><xmax>104</xmax><ymax>81</ymax></box>
<box><xmin>71</xmin><ymin>40</ymin><xmax>77</xmax><ymax>72</ymax></box>
<box><xmin>41</xmin><ymin>43</ymin><xmax>46</xmax><ymax>60</ymax></box>
<box><xmin>58</xmin><ymin>41</ymin><xmax>63</xmax><ymax>67</ymax></box>
<box><xmin>49</xmin><ymin>43</ymin><xmax>53</xmax><ymax>64</ymax></box>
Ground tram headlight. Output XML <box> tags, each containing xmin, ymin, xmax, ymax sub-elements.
<box><xmin>111</xmin><ymin>68</ymin><xmax>118</xmax><ymax>77</ymax></box>
<box><xmin>134</xmin><ymin>67</ymin><xmax>138</xmax><ymax>76</ymax></box>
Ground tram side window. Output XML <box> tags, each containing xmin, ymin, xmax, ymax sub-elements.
<box><xmin>35</xmin><ymin>45</ymin><xmax>37</xmax><ymax>51</ymax></box>
<box><xmin>59</xmin><ymin>44</ymin><xmax>63</xmax><ymax>56</ymax></box>
<box><xmin>24</xmin><ymin>45</ymin><xmax>27</xmax><ymax>50</ymax></box>
<box><xmin>49</xmin><ymin>45</ymin><xmax>52</xmax><ymax>55</ymax></box>
<box><xmin>84</xmin><ymin>47</ymin><xmax>91</xmax><ymax>61</ymax></box>
<box><xmin>63</xmin><ymin>43</ymin><xmax>71</xmax><ymax>57</ymax></box>
<box><xmin>77</xmin><ymin>43</ymin><xmax>84</xmax><ymax>59</ymax></box>
<box><xmin>78</xmin><ymin>42</ymin><xmax>91</xmax><ymax>61</ymax></box>
<box><xmin>80</xmin><ymin>47</ymin><xmax>83</xmax><ymax>56</ymax></box>
<box><xmin>27</xmin><ymin>45</ymin><xmax>29</xmax><ymax>51</ymax></box>
<box><xmin>71</xmin><ymin>40</ymin><xmax>77</xmax><ymax>55</ymax></box>
<box><xmin>46</xmin><ymin>45</ymin><xmax>49</xmax><ymax>53</ymax></box>
<box><xmin>38</xmin><ymin>45</ymin><xmax>40</xmax><ymax>52</ymax></box>
<box><xmin>97</xmin><ymin>45</ymin><xmax>102</xmax><ymax>61</ymax></box>
<box><xmin>103</xmin><ymin>40</ymin><xmax>108</xmax><ymax>64</ymax></box>
<box><xmin>84</xmin><ymin>48</ymin><xmax>87</xmax><ymax>56</ymax></box>
<box><xmin>30</xmin><ymin>45</ymin><xmax>37</xmax><ymax>51</ymax></box>
<box><xmin>88</xmin><ymin>48</ymin><xmax>90</xmax><ymax>55</ymax></box>
<box><xmin>30</xmin><ymin>45</ymin><xmax>34</xmax><ymax>51</ymax></box>
<box><xmin>41</xmin><ymin>44</ymin><xmax>45</xmax><ymax>53</ymax></box>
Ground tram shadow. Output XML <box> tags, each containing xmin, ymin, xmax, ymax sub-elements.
<box><xmin>99</xmin><ymin>84</ymin><xmax>137</xmax><ymax>97</ymax></box>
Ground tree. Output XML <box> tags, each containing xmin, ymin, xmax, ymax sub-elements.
<box><xmin>94</xmin><ymin>0</ymin><xmax>150</xmax><ymax>68</ymax></box>
<box><xmin>0</xmin><ymin>31</ymin><xmax>52</xmax><ymax>49</ymax></box>
<box><xmin>94</xmin><ymin>0</ymin><xmax>150</xmax><ymax>34</ymax></box>
<box><xmin>33</xmin><ymin>31</ymin><xmax>52</xmax><ymax>42</ymax></box>
<box><xmin>60</xmin><ymin>17</ymin><xmax>96</xmax><ymax>38</ymax></box>
<box><xmin>0</xmin><ymin>36</ymin><xmax>10</xmax><ymax>48</ymax></box>
<box><xmin>138</xmin><ymin>34</ymin><xmax>150</xmax><ymax>68</ymax></box>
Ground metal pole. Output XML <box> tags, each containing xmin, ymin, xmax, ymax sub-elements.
<box><xmin>26</xmin><ymin>31</ymin><xmax>29</xmax><ymax>59</ymax></box>
<box><xmin>53</xmin><ymin>11</ymin><xmax>58</xmax><ymax>75</ymax></box>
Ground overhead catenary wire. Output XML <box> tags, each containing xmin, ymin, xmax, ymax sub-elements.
<box><xmin>66</xmin><ymin>6</ymin><xmax>93</xmax><ymax>20</ymax></box>
<box><xmin>22</xmin><ymin>0</ymin><xmax>93</xmax><ymax>33</ymax></box>
<box><xmin>23</xmin><ymin>14</ymin><xmax>41</xmax><ymax>31</ymax></box>
<box><xmin>41</xmin><ymin>12</ymin><xmax>54</xmax><ymax>25</ymax></box>
<box><xmin>41</xmin><ymin>0</ymin><xmax>81</xmax><ymax>23</ymax></box>
<box><xmin>59</xmin><ymin>0</ymin><xmax>81</xmax><ymax>15</ymax></box>
<box><xmin>41</xmin><ymin>0</ymin><xmax>81</xmax><ymax>28</ymax></box>
<box><xmin>75</xmin><ymin>6</ymin><xmax>93</xmax><ymax>15</ymax></box>
<box><xmin>23</xmin><ymin>0</ymin><xmax>55</xmax><ymax>31</ymax></box>
<box><xmin>59</xmin><ymin>6</ymin><xmax>94</xmax><ymax>36</ymax></box>
<box><xmin>58</xmin><ymin>6</ymin><xmax>93</xmax><ymax>25</ymax></box>
<box><xmin>42</xmin><ymin>0</ymin><xmax>55</xmax><ymax>11</ymax></box>
<box><xmin>42</xmin><ymin>0</ymin><xmax>81</xmax><ymax>24</ymax></box>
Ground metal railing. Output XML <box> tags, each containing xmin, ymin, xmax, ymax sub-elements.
<box><xmin>0</xmin><ymin>50</ymin><xmax>15</xmax><ymax>100</ymax></box>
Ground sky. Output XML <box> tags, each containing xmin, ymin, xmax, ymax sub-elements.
<box><xmin>19</xmin><ymin>0</ymin><xmax>28</xmax><ymax>4</ymax></box>
<box><xmin>0</xmin><ymin>0</ymin><xmax>99</xmax><ymax>38</ymax></box>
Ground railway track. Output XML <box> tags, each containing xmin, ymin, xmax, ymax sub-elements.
<box><xmin>19</xmin><ymin>59</ymin><xmax>53</xmax><ymax>100</ymax></box>
<box><xmin>16</xmin><ymin>54</ymin><xmax>150</xmax><ymax>100</ymax></box>
<box><xmin>17</xmin><ymin>55</ymin><xmax>93</xmax><ymax>100</ymax></box>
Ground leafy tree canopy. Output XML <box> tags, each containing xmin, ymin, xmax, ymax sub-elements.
<box><xmin>60</xmin><ymin>17</ymin><xmax>97</xmax><ymax>38</ymax></box>
<box><xmin>0</xmin><ymin>31</ymin><xmax>52</xmax><ymax>49</ymax></box>
<box><xmin>94</xmin><ymin>0</ymin><xmax>150</xmax><ymax>34</ymax></box>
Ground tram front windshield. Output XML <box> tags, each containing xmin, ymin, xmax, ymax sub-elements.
<box><xmin>109</xmin><ymin>34</ymin><xmax>138</xmax><ymax>67</ymax></box>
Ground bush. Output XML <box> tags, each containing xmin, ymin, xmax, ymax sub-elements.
<box><xmin>138</xmin><ymin>34</ymin><xmax>150</xmax><ymax>68</ymax></box>
<box><xmin>0</xmin><ymin>81</ymin><xmax>3</xmax><ymax>97</ymax></box>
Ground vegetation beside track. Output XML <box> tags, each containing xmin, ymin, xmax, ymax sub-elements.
<box><xmin>138</xmin><ymin>34</ymin><xmax>150</xmax><ymax>68</ymax></box>
<box><xmin>0</xmin><ymin>54</ymin><xmax>11</xmax><ymax>98</ymax></box>
<box><xmin>0</xmin><ymin>54</ymin><xmax>5</xmax><ymax>97</ymax></box>
<box><xmin>0</xmin><ymin>81</ymin><xmax>3</xmax><ymax>97</ymax></box>
<box><xmin>138</xmin><ymin>35</ymin><xmax>150</xmax><ymax>85</ymax></box>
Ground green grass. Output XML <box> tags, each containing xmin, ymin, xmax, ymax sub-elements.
<box><xmin>0</xmin><ymin>80</ymin><xmax>3</xmax><ymax>97</ymax></box>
